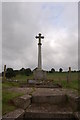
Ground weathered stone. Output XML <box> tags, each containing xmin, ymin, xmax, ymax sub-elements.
<box><xmin>13</xmin><ymin>95</ymin><xmax>31</xmax><ymax>109</ymax></box>
<box><xmin>33</xmin><ymin>68</ymin><xmax>46</xmax><ymax>80</ymax></box>
<box><xmin>25</xmin><ymin>111</ymin><xmax>74</xmax><ymax>119</ymax></box>
<box><xmin>32</xmin><ymin>93</ymin><xmax>67</xmax><ymax>104</ymax></box>
<box><xmin>2</xmin><ymin>109</ymin><xmax>25</xmax><ymax>120</ymax></box>
<box><xmin>74</xmin><ymin>112</ymin><xmax>80</xmax><ymax>120</ymax></box>
<box><xmin>68</xmin><ymin>94</ymin><xmax>80</xmax><ymax>111</ymax></box>
<box><xmin>27</xmin><ymin>79</ymin><xmax>37</xmax><ymax>84</ymax></box>
<box><xmin>25</xmin><ymin>103</ymin><xmax>74</xmax><ymax>119</ymax></box>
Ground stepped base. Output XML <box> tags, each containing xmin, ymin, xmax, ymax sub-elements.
<box><xmin>32</xmin><ymin>94</ymin><xmax>66</xmax><ymax>104</ymax></box>
<box><xmin>32</xmin><ymin>88</ymin><xmax>67</xmax><ymax>104</ymax></box>
<box><xmin>25</xmin><ymin>103</ymin><xmax>75</xmax><ymax>119</ymax></box>
<box><xmin>33</xmin><ymin>69</ymin><xmax>46</xmax><ymax>80</ymax></box>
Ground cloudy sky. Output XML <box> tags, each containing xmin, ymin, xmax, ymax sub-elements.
<box><xmin>2</xmin><ymin>2</ymin><xmax>78</xmax><ymax>72</ymax></box>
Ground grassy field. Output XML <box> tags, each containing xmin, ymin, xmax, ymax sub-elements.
<box><xmin>47</xmin><ymin>72</ymin><xmax>78</xmax><ymax>90</ymax></box>
<box><xmin>2</xmin><ymin>72</ymin><xmax>79</xmax><ymax>115</ymax></box>
<box><xmin>9</xmin><ymin>72</ymin><xmax>78</xmax><ymax>90</ymax></box>
<box><xmin>2</xmin><ymin>72</ymin><xmax>78</xmax><ymax>90</ymax></box>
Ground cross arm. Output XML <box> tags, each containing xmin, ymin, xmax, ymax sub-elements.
<box><xmin>35</xmin><ymin>36</ymin><xmax>39</xmax><ymax>39</ymax></box>
<box><xmin>41</xmin><ymin>36</ymin><xmax>44</xmax><ymax>39</ymax></box>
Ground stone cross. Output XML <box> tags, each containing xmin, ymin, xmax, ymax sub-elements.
<box><xmin>35</xmin><ymin>33</ymin><xmax>44</xmax><ymax>70</ymax></box>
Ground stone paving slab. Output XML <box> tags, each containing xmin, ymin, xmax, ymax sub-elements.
<box><xmin>6</xmin><ymin>87</ymin><xmax>34</xmax><ymax>94</ymax></box>
<box><xmin>5</xmin><ymin>87</ymin><xmax>78</xmax><ymax>97</ymax></box>
<box><xmin>32</xmin><ymin>88</ymin><xmax>78</xmax><ymax>96</ymax></box>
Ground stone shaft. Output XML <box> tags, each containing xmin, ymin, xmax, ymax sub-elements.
<box><xmin>38</xmin><ymin>41</ymin><xmax>42</xmax><ymax>69</ymax></box>
<box><xmin>35</xmin><ymin>33</ymin><xmax>44</xmax><ymax>70</ymax></box>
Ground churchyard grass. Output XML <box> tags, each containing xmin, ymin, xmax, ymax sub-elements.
<box><xmin>2</xmin><ymin>90</ymin><xmax>24</xmax><ymax>115</ymax></box>
<box><xmin>12</xmin><ymin>74</ymin><xmax>33</xmax><ymax>82</ymax></box>
<box><xmin>2</xmin><ymin>72</ymin><xmax>78</xmax><ymax>90</ymax></box>
<box><xmin>47</xmin><ymin>72</ymin><xmax>78</xmax><ymax>90</ymax></box>
<box><xmin>2</xmin><ymin>81</ymin><xmax>20</xmax><ymax>88</ymax></box>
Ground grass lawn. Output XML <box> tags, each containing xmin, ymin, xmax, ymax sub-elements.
<box><xmin>2</xmin><ymin>90</ymin><xmax>24</xmax><ymax>115</ymax></box>
<box><xmin>2</xmin><ymin>72</ymin><xmax>79</xmax><ymax>90</ymax></box>
<box><xmin>47</xmin><ymin>72</ymin><xmax>78</xmax><ymax>90</ymax></box>
<box><xmin>2</xmin><ymin>81</ymin><xmax>20</xmax><ymax>89</ymax></box>
<box><xmin>12</xmin><ymin>74</ymin><xmax>33</xmax><ymax>82</ymax></box>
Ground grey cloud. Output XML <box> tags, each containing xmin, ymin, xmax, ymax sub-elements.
<box><xmin>2</xmin><ymin>2</ymin><xmax>78</xmax><ymax>72</ymax></box>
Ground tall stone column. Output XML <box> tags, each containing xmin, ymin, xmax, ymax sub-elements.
<box><xmin>35</xmin><ymin>33</ymin><xmax>44</xmax><ymax>70</ymax></box>
<box><xmin>38</xmin><ymin>38</ymin><xmax>42</xmax><ymax>69</ymax></box>
<box><xmin>34</xmin><ymin>33</ymin><xmax>46</xmax><ymax>80</ymax></box>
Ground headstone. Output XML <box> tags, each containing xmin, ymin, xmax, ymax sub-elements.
<box><xmin>34</xmin><ymin>33</ymin><xmax>46</xmax><ymax>80</ymax></box>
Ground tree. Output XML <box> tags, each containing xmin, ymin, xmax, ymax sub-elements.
<box><xmin>51</xmin><ymin>68</ymin><xmax>55</xmax><ymax>73</ymax></box>
<box><xmin>2</xmin><ymin>72</ymin><xmax>4</xmax><ymax>77</ymax></box>
<box><xmin>20</xmin><ymin>68</ymin><xmax>25</xmax><ymax>75</ymax></box>
<box><xmin>59</xmin><ymin>68</ymin><xmax>63</xmax><ymax>72</ymax></box>
<box><xmin>6</xmin><ymin>68</ymin><xmax>15</xmax><ymax>78</ymax></box>
<box><xmin>14</xmin><ymin>70</ymin><xmax>19</xmax><ymax>76</ymax></box>
<box><xmin>25</xmin><ymin>68</ymin><xmax>32</xmax><ymax>76</ymax></box>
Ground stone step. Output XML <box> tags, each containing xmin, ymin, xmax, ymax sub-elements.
<box><xmin>26</xmin><ymin>84</ymin><xmax>61</xmax><ymax>88</ymax></box>
<box><xmin>25</xmin><ymin>103</ymin><xmax>76</xmax><ymax>119</ymax></box>
<box><xmin>21</xmin><ymin>83</ymin><xmax>62</xmax><ymax>88</ymax></box>
<box><xmin>32</xmin><ymin>93</ymin><xmax>67</xmax><ymax>104</ymax></box>
<box><xmin>13</xmin><ymin>94</ymin><xmax>31</xmax><ymax>109</ymax></box>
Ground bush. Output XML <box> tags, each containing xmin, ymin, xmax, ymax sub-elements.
<box><xmin>6</xmin><ymin>68</ymin><xmax>16</xmax><ymax>78</ymax></box>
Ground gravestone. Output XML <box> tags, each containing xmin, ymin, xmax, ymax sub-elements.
<box><xmin>33</xmin><ymin>33</ymin><xmax>46</xmax><ymax>80</ymax></box>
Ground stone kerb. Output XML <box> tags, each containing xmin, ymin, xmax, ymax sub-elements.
<box><xmin>13</xmin><ymin>94</ymin><xmax>31</xmax><ymax>109</ymax></box>
<box><xmin>2</xmin><ymin>109</ymin><xmax>25</xmax><ymax>120</ymax></box>
<box><xmin>68</xmin><ymin>94</ymin><xmax>80</xmax><ymax>111</ymax></box>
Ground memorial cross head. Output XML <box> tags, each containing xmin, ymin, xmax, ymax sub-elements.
<box><xmin>35</xmin><ymin>33</ymin><xmax>44</xmax><ymax>45</ymax></box>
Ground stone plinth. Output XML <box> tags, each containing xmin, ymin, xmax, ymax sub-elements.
<box><xmin>33</xmin><ymin>68</ymin><xmax>46</xmax><ymax>80</ymax></box>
